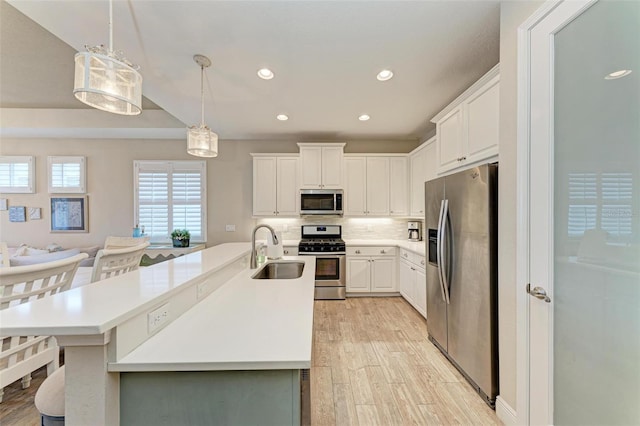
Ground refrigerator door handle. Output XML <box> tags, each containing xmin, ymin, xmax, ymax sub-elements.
<box><xmin>441</xmin><ymin>199</ymin><xmax>451</xmax><ymax>304</ymax></box>
<box><xmin>436</xmin><ymin>199</ymin><xmax>448</xmax><ymax>303</ymax></box>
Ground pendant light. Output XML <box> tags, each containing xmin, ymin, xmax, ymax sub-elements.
<box><xmin>187</xmin><ymin>54</ymin><xmax>218</xmax><ymax>158</ymax></box>
<box><xmin>73</xmin><ymin>0</ymin><xmax>142</xmax><ymax>115</ymax></box>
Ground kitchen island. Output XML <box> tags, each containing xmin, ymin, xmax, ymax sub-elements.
<box><xmin>0</xmin><ymin>243</ymin><xmax>316</xmax><ymax>426</ymax></box>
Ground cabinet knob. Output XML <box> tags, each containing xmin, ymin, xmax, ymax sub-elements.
<box><xmin>284</xmin><ymin>250</ymin><xmax>289</xmax><ymax>254</ymax></box>
<box><xmin>461</xmin><ymin>156</ymin><xmax>467</xmax><ymax>161</ymax></box>
<box><xmin>355</xmin><ymin>250</ymin><xmax>361</xmax><ymax>254</ymax></box>
<box><xmin>411</xmin><ymin>267</ymin><xmax>416</xmax><ymax>271</ymax></box>
<box><xmin>390</xmin><ymin>210</ymin><xmax>394</xmax><ymax>213</ymax></box>
<box><xmin>273</xmin><ymin>211</ymin><xmax>276</xmax><ymax>214</ymax></box>
<box><xmin>380</xmin><ymin>249</ymin><xmax>386</xmax><ymax>254</ymax></box>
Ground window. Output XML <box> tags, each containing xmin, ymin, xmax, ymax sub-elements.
<box><xmin>0</xmin><ymin>156</ymin><xmax>35</xmax><ymax>193</ymax></box>
<box><xmin>568</xmin><ymin>171</ymin><xmax>633</xmax><ymax>241</ymax></box>
<box><xmin>48</xmin><ymin>156</ymin><xmax>86</xmax><ymax>193</ymax></box>
<box><xmin>134</xmin><ymin>161</ymin><xmax>207</xmax><ymax>243</ymax></box>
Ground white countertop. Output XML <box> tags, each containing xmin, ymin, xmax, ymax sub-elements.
<box><xmin>111</xmin><ymin>255</ymin><xmax>316</xmax><ymax>372</ymax></box>
<box><xmin>0</xmin><ymin>243</ymin><xmax>254</xmax><ymax>336</ymax></box>
<box><xmin>272</xmin><ymin>239</ymin><xmax>426</xmax><ymax>256</ymax></box>
<box><xmin>345</xmin><ymin>239</ymin><xmax>426</xmax><ymax>256</ymax></box>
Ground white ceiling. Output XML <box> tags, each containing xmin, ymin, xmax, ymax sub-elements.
<box><xmin>2</xmin><ymin>0</ymin><xmax>500</xmax><ymax>142</ymax></box>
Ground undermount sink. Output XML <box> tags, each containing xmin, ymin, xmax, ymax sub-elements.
<box><xmin>252</xmin><ymin>261</ymin><xmax>305</xmax><ymax>279</ymax></box>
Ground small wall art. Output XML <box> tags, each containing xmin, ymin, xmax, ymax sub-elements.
<box><xmin>0</xmin><ymin>198</ymin><xmax>7</xmax><ymax>210</ymax></box>
<box><xmin>28</xmin><ymin>207</ymin><xmax>42</xmax><ymax>220</ymax></box>
<box><xmin>50</xmin><ymin>196</ymin><xmax>88</xmax><ymax>232</ymax></box>
<box><xmin>9</xmin><ymin>206</ymin><xmax>26</xmax><ymax>222</ymax></box>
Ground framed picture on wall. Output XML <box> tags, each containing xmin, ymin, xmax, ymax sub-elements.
<box><xmin>50</xmin><ymin>196</ymin><xmax>88</xmax><ymax>232</ymax></box>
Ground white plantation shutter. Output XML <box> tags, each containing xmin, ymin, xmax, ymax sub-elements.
<box><xmin>0</xmin><ymin>156</ymin><xmax>34</xmax><ymax>193</ymax></box>
<box><xmin>134</xmin><ymin>161</ymin><xmax>206</xmax><ymax>243</ymax></box>
<box><xmin>48</xmin><ymin>156</ymin><xmax>86</xmax><ymax>193</ymax></box>
<box><xmin>567</xmin><ymin>171</ymin><xmax>633</xmax><ymax>240</ymax></box>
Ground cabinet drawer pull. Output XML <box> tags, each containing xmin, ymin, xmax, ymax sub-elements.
<box><xmin>284</xmin><ymin>250</ymin><xmax>289</xmax><ymax>254</ymax></box>
<box><xmin>380</xmin><ymin>249</ymin><xmax>386</xmax><ymax>254</ymax></box>
<box><xmin>355</xmin><ymin>250</ymin><xmax>361</xmax><ymax>254</ymax></box>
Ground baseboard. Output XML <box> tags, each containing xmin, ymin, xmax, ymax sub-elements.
<box><xmin>496</xmin><ymin>396</ymin><xmax>518</xmax><ymax>425</ymax></box>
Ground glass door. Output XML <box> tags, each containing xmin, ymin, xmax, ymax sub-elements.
<box><xmin>527</xmin><ymin>0</ymin><xmax>639</xmax><ymax>424</ymax></box>
<box><xmin>552</xmin><ymin>1</ymin><xmax>639</xmax><ymax>423</ymax></box>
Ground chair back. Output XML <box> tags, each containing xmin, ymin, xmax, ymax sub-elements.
<box><xmin>91</xmin><ymin>242</ymin><xmax>150</xmax><ymax>283</ymax></box>
<box><xmin>0</xmin><ymin>253</ymin><xmax>87</xmax><ymax>398</ymax></box>
<box><xmin>104</xmin><ymin>236</ymin><xmax>150</xmax><ymax>250</ymax></box>
<box><xmin>0</xmin><ymin>253</ymin><xmax>88</xmax><ymax>309</ymax></box>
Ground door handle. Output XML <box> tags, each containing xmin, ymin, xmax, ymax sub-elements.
<box><xmin>527</xmin><ymin>284</ymin><xmax>551</xmax><ymax>303</ymax></box>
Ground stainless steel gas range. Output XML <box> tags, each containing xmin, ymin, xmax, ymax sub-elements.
<box><xmin>298</xmin><ymin>225</ymin><xmax>346</xmax><ymax>300</ymax></box>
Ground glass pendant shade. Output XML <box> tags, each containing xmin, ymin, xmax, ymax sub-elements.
<box><xmin>74</xmin><ymin>51</ymin><xmax>142</xmax><ymax>115</ymax></box>
<box><xmin>187</xmin><ymin>125</ymin><xmax>218</xmax><ymax>157</ymax></box>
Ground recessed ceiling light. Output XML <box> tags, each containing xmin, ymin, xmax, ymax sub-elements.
<box><xmin>257</xmin><ymin>68</ymin><xmax>274</xmax><ymax>80</ymax></box>
<box><xmin>604</xmin><ymin>69</ymin><xmax>632</xmax><ymax>80</ymax></box>
<box><xmin>276</xmin><ymin>114</ymin><xmax>289</xmax><ymax>121</ymax></box>
<box><xmin>358</xmin><ymin>114</ymin><xmax>370</xmax><ymax>121</ymax></box>
<box><xmin>376</xmin><ymin>69</ymin><xmax>393</xmax><ymax>81</ymax></box>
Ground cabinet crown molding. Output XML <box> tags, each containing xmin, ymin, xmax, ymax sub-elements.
<box><xmin>250</xmin><ymin>153</ymin><xmax>299</xmax><ymax>157</ymax></box>
<box><xmin>297</xmin><ymin>142</ymin><xmax>346</xmax><ymax>148</ymax></box>
<box><xmin>430</xmin><ymin>63</ymin><xmax>500</xmax><ymax>124</ymax></box>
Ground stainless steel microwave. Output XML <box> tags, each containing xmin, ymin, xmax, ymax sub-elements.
<box><xmin>300</xmin><ymin>189</ymin><xmax>343</xmax><ymax>215</ymax></box>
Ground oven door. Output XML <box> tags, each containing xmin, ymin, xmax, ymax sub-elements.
<box><xmin>312</xmin><ymin>254</ymin><xmax>345</xmax><ymax>287</ymax></box>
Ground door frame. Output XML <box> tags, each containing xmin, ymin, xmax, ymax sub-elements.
<box><xmin>515</xmin><ymin>1</ymin><xmax>597</xmax><ymax>424</ymax></box>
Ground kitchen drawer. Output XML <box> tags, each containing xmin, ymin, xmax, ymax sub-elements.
<box><xmin>347</xmin><ymin>246</ymin><xmax>396</xmax><ymax>257</ymax></box>
<box><xmin>400</xmin><ymin>248</ymin><xmax>426</xmax><ymax>268</ymax></box>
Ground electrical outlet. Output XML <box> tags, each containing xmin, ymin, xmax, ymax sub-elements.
<box><xmin>148</xmin><ymin>303</ymin><xmax>170</xmax><ymax>334</ymax></box>
<box><xmin>225</xmin><ymin>224</ymin><xmax>236</xmax><ymax>232</ymax></box>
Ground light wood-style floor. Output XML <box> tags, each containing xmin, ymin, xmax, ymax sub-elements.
<box><xmin>1</xmin><ymin>297</ymin><xmax>500</xmax><ymax>425</ymax></box>
<box><xmin>311</xmin><ymin>297</ymin><xmax>500</xmax><ymax>425</ymax></box>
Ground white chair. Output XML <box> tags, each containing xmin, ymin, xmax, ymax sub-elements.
<box><xmin>0</xmin><ymin>253</ymin><xmax>88</xmax><ymax>403</ymax></box>
<box><xmin>34</xmin><ymin>242</ymin><xmax>149</xmax><ymax>423</ymax></box>
<box><xmin>104</xmin><ymin>236</ymin><xmax>150</xmax><ymax>250</ymax></box>
<box><xmin>90</xmin><ymin>242</ymin><xmax>150</xmax><ymax>283</ymax></box>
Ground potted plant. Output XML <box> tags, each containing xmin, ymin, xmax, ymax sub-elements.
<box><xmin>171</xmin><ymin>229</ymin><xmax>191</xmax><ymax>248</ymax></box>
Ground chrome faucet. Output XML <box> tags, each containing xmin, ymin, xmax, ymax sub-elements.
<box><xmin>250</xmin><ymin>224</ymin><xmax>279</xmax><ymax>269</ymax></box>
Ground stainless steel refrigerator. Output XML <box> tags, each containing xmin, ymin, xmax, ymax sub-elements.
<box><xmin>425</xmin><ymin>163</ymin><xmax>498</xmax><ymax>407</ymax></box>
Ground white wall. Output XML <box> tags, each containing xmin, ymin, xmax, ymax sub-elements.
<box><xmin>0</xmin><ymin>138</ymin><xmax>419</xmax><ymax>248</ymax></box>
<box><xmin>498</xmin><ymin>0</ymin><xmax>544</xmax><ymax>412</ymax></box>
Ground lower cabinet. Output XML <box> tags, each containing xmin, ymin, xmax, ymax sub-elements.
<box><xmin>398</xmin><ymin>249</ymin><xmax>427</xmax><ymax>318</ymax></box>
<box><xmin>346</xmin><ymin>247</ymin><xmax>396</xmax><ymax>294</ymax></box>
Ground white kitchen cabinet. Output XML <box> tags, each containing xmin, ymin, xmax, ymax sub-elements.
<box><xmin>297</xmin><ymin>143</ymin><xmax>345</xmax><ymax>189</ymax></box>
<box><xmin>409</xmin><ymin>137</ymin><xmax>435</xmax><ymax>218</ymax></box>
<box><xmin>389</xmin><ymin>157</ymin><xmax>408</xmax><ymax>216</ymax></box>
<box><xmin>432</xmin><ymin>65</ymin><xmax>500</xmax><ymax>175</ymax></box>
<box><xmin>365</xmin><ymin>157</ymin><xmax>390</xmax><ymax>215</ymax></box>
<box><xmin>344</xmin><ymin>157</ymin><xmax>367</xmax><ymax>215</ymax></box>
<box><xmin>343</xmin><ymin>156</ymin><xmax>392</xmax><ymax>216</ymax></box>
<box><xmin>251</xmin><ymin>155</ymin><xmax>298</xmax><ymax>217</ymax></box>
<box><xmin>398</xmin><ymin>248</ymin><xmax>427</xmax><ymax>318</ymax></box>
<box><xmin>436</xmin><ymin>107</ymin><xmax>464</xmax><ymax>172</ymax></box>
<box><xmin>346</xmin><ymin>246</ymin><xmax>397</xmax><ymax>294</ymax></box>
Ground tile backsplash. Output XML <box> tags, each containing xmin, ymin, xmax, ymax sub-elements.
<box><xmin>256</xmin><ymin>217</ymin><xmax>423</xmax><ymax>241</ymax></box>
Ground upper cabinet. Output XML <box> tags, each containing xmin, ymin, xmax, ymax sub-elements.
<box><xmin>432</xmin><ymin>64</ymin><xmax>500</xmax><ymax>175</ymax></box>
<box><xmin>344</xmin><ymin>155</ymin><xmax>406</xmax><ymax>217</ymax></box>
<box><xmin>388</xmin><ymin>157</ymin><xmax>408</xmax><ymax>216</ymax></box>
<box><xmin>343</xmin><ymin>156</ymin><xmax>390</xmax><ymax>216</ymax></box>
<box><xmin>297</xmin><ymin>143</ymin><xmax>345</xmax><ymax>189</ymax></box>
<box><xmin>409</xmin><ymin>137</ymin><xmax>436</xmax><ymax>218</ymax></box>
<box><xmin>252</xmin><ymin>154</ymin><xmax>299</xmax><ymax>217</ymax></box>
